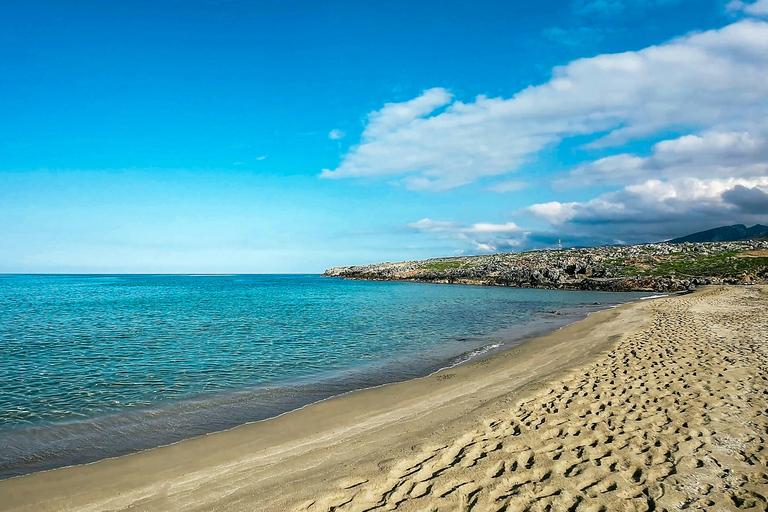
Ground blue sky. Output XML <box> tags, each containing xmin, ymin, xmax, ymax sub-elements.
<box><xmin>2</xmin><ymin>0</ymin><xmax>767</xmax><ymax>273</ymax></box>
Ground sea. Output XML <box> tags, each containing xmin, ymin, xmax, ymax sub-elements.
<box><xmin>0</xmin><ymin>274</ymin><xmax>651</xmax><ymax>479</ymax></box>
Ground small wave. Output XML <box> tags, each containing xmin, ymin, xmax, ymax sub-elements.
<box><xmin>639</xmin><ymin>294</ymin><xmax>669</xmax><ymax>300</ymax></box>
<box><xmin>460</xmin><ymin>343</ymin><xmax>502</xmax><ymax>363</ymax></box>
<box><xmin>432</xmin><ymin>343</ymin><xmax>503</xmax><ymax>374</ymax></box>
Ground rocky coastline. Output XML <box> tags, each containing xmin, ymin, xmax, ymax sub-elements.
<box><xmin>323</xmin><ymin>241</ymin><xmax>768</xmax><ymax>292</ymax></box>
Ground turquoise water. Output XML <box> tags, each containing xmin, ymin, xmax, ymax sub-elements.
<box><xmin>0</xmin><ymin>274</ymin><xmax>649</xmax><ymax>478</ymax></box>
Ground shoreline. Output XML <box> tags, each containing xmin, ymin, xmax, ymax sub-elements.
<box><xmin>293</xmin><ymin>284</ymin><xmax>767</xmax><ymax>512</ymax></box>
<box><xmin>0</xmin><ymin>288</ymin><xmax>663</xmax><ymax>511</ymax></box>
<box><xmin>0</xmin><ymin>290</ymin><xmax>648</xmax><ymax>482</ymax></box>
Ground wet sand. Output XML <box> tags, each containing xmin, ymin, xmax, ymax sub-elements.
<box><xmin>2</xmin><ymin>286</ymin><xmax>766</xmax><ymax>511</ymax></box>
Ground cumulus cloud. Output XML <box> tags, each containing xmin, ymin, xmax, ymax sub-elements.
<box><xmin>324</xmin><ymin>20</ymin><xmax>768</xmax><ymax>250</ymax></box>
<box><xmin>722</xmin><ymin>185</ymin><xmax>768</xmax><ymax>213</ymax></box>
<box><xmin>728</xmin><ymin>0</ymin><xmax>768</xmax><ymax>16</ymax></box>
<box><xmin>539</xmin><ymin>85</ymin><xmax>768</xmax><ymax>243</ymax></box>
<box><xmin>524</xmin><ymin>177</ymin><xmax>768</xmax><ymax>243</ymax></box>
<box><xmin>363</xmin><ymin>88</ymin><xmax>453</xmax><ymax>139</ymax></box>
<box><xmin>406</xmin><ymin>218</ymin><xmax>524</xmax><ymax>253</ymax></box>
<box><xmin>539</xmin><ymin>125</ymin><xmax>768</xmax><ymax>244</ymax></box>
<box><xmin>556</xmin><ymin>130</ymin><xmax>768</xmax><ymax>188</ymax></box>
<box><xmin>329</xmin><ymin>129</ymin><xmax>346</xmax><ymax>140</ymax></box>
<box><xmin>322</xmin><ymin>20</ymin><xmax>768</xmax><ymax>191</ymax></box>
<box><xmin>525</xmin><ymin>202</ymin><xmax>581</xmax><ymax>225</ymax></box>
<box><xmin>405</xmin><ymin>216</ymin><xmax>625</xmax><ymax>252</ymax></box>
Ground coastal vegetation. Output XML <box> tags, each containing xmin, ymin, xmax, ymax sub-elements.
<box><xmin>421</xmin><ymin>261</ymin><xmax>465</xmax><ymax>271</ymax></box>
<box><xmin>324</xmin><ymin>241</ymin><xmax>768</xmax><ymax>292</ymax></box>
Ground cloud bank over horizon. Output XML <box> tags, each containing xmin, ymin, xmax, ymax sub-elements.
<box><xmin>323</xmin><ymin>17</ymin><xmax>768</xmax><ymax>252</ymax></box>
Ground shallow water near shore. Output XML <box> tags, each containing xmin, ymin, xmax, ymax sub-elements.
<box><xmin>0</xmin><ymin>274</ymin><xmax>650</xmax><ymax>479</ymax></box>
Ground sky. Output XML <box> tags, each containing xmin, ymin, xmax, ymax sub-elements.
<box><xmin>1</xmin><ymin>0</ymin><xmax>767</xmax><ymax>273</ymax></box>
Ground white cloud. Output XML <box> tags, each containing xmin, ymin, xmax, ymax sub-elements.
<box><xmin>321</xmin><ymin>20</ymin><xmax>768</xmax><ymax>191</ymax></box>
<box><xmin>474</xmin><ymin>243</ymin><xmax>496</xmax><ymax>252</ymax></box>
<box><xmin>525</xmin><ymin>202</ymin><xmax>580</xmax><ymax>224</ymax></box>
<box><xmin>485</xmin><ymin>180</ymin><xmax>528</xmax><ymax>193</ymax></box>
<box><xmin>555</xmin><ymin>154</ymin><xmax>646</xmax><ymax>188</ymax></box>
<box><xmin>747</xmin><ymin>0</ymin><xmax>768</xmax><ymax>15</ymax></box>
<box><xmin>406</xmin><ymin>218</ymin><xmax>460</xmax><ymax>233</ymax></box>
<box><xmin>327</xmin><ymin>19</ymin><xmax>768</xmax><ymax>251</ymax></box>
<box><xmin>406</xmin><ymin>218</ymin><xmax>524</xmax><ymax>253</ymax></box>
<box><xmin>468</xmin><ymin>222</ymin><xmax>523</xmax><ymax>234</ymax></box>
<box><xmin>407</xmin><ymin>218</ymin><xmax>522</xmax><ymax>235</ymax></box>
<box><xmin>362</xmin><ymin>88</ymin><xmax>453</xmax><ymax>139</ymax></box>
<box><xmin>256</xmin><ymin>156</ymin><xmax>267</xmax><ymax>161</ymax></box>
<box><xmin>556</xmin><ymin>129</ymin><xmax>768</xmax><ymax>188</ymax></box>
<box><xmin>525</xmin><ymin>176</ymin><xmax>768</xmax><ymax>243</ymax></box>
<box><xmin>728</xmin><ymin>0</ymin><xmax>768</xmax><ymax>16</ymax></box>
<box><xmin>527</xmin><ymin>121</ymin><xmax>768</xmax><ymax>244</ymax></box>
<box><xmin>329</xmin><ymin>129</ymin><xmax>346</xmax><ymax>140</ymax></box>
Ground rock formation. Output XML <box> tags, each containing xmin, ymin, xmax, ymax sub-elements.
<box><xmin>323</xmin><ymin>241</ymin><xmax>768</xmax><ymax>292</ymax></box>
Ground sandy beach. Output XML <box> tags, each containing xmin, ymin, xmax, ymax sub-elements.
<box><xmin>1</xmin><ymin>286</ymin><xmax>766</xmax><ymax>511</ymax></box>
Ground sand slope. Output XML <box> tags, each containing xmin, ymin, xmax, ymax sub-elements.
<box><xmin>296</xmin><ymin>287</ymin><xmax>768</xmax><ymax>512</ymax></box>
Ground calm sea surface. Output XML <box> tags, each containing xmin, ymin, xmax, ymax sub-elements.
<box><xmin>0</xmin><ymin>274</ymin><xmax>650</xmax><ymax>478</ymax></box>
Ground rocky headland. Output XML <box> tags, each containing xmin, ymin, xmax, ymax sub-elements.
<box><xmin>323</xmin><ymin>241</ymin><xmax>768</xmax><ymax>292</ymax></box>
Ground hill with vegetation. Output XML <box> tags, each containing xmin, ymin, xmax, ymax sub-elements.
<box><xmin>323</xmin><ymin>240</ymin><xmax>768</xmax><ymax>292</ymax></box>
<box><xmin>669</xmin><ymin>224</ymin><xmax>768</xmax><ymax>243</ymax></box>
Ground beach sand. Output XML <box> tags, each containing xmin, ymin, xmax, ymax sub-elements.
<box><xmin>1</xmin><ymin>286</ymin><xmax>766</xmax><ymax>511</ymax></box>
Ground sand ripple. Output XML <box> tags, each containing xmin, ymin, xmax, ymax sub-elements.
<box><xmin>296</xmin><ymin>287</ymin><xmax>768</xmax><ymax>512</ymax></box>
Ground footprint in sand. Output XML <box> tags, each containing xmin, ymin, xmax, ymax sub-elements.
<box><xmin>296</xmin><ymin>287</ymin><xmax>768</xmax><ymax>512</ymax></box>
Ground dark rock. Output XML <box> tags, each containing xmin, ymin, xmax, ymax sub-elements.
<box><xmin>322</xmin><ymin>240</ymin><xmax>768</xmax><ymax>292</ymax></box>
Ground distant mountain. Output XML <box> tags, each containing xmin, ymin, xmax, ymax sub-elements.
<box><xmin>669</xmin><ymin>224</ymin><xmax>768</xmax><ymax>243</ymax></box>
